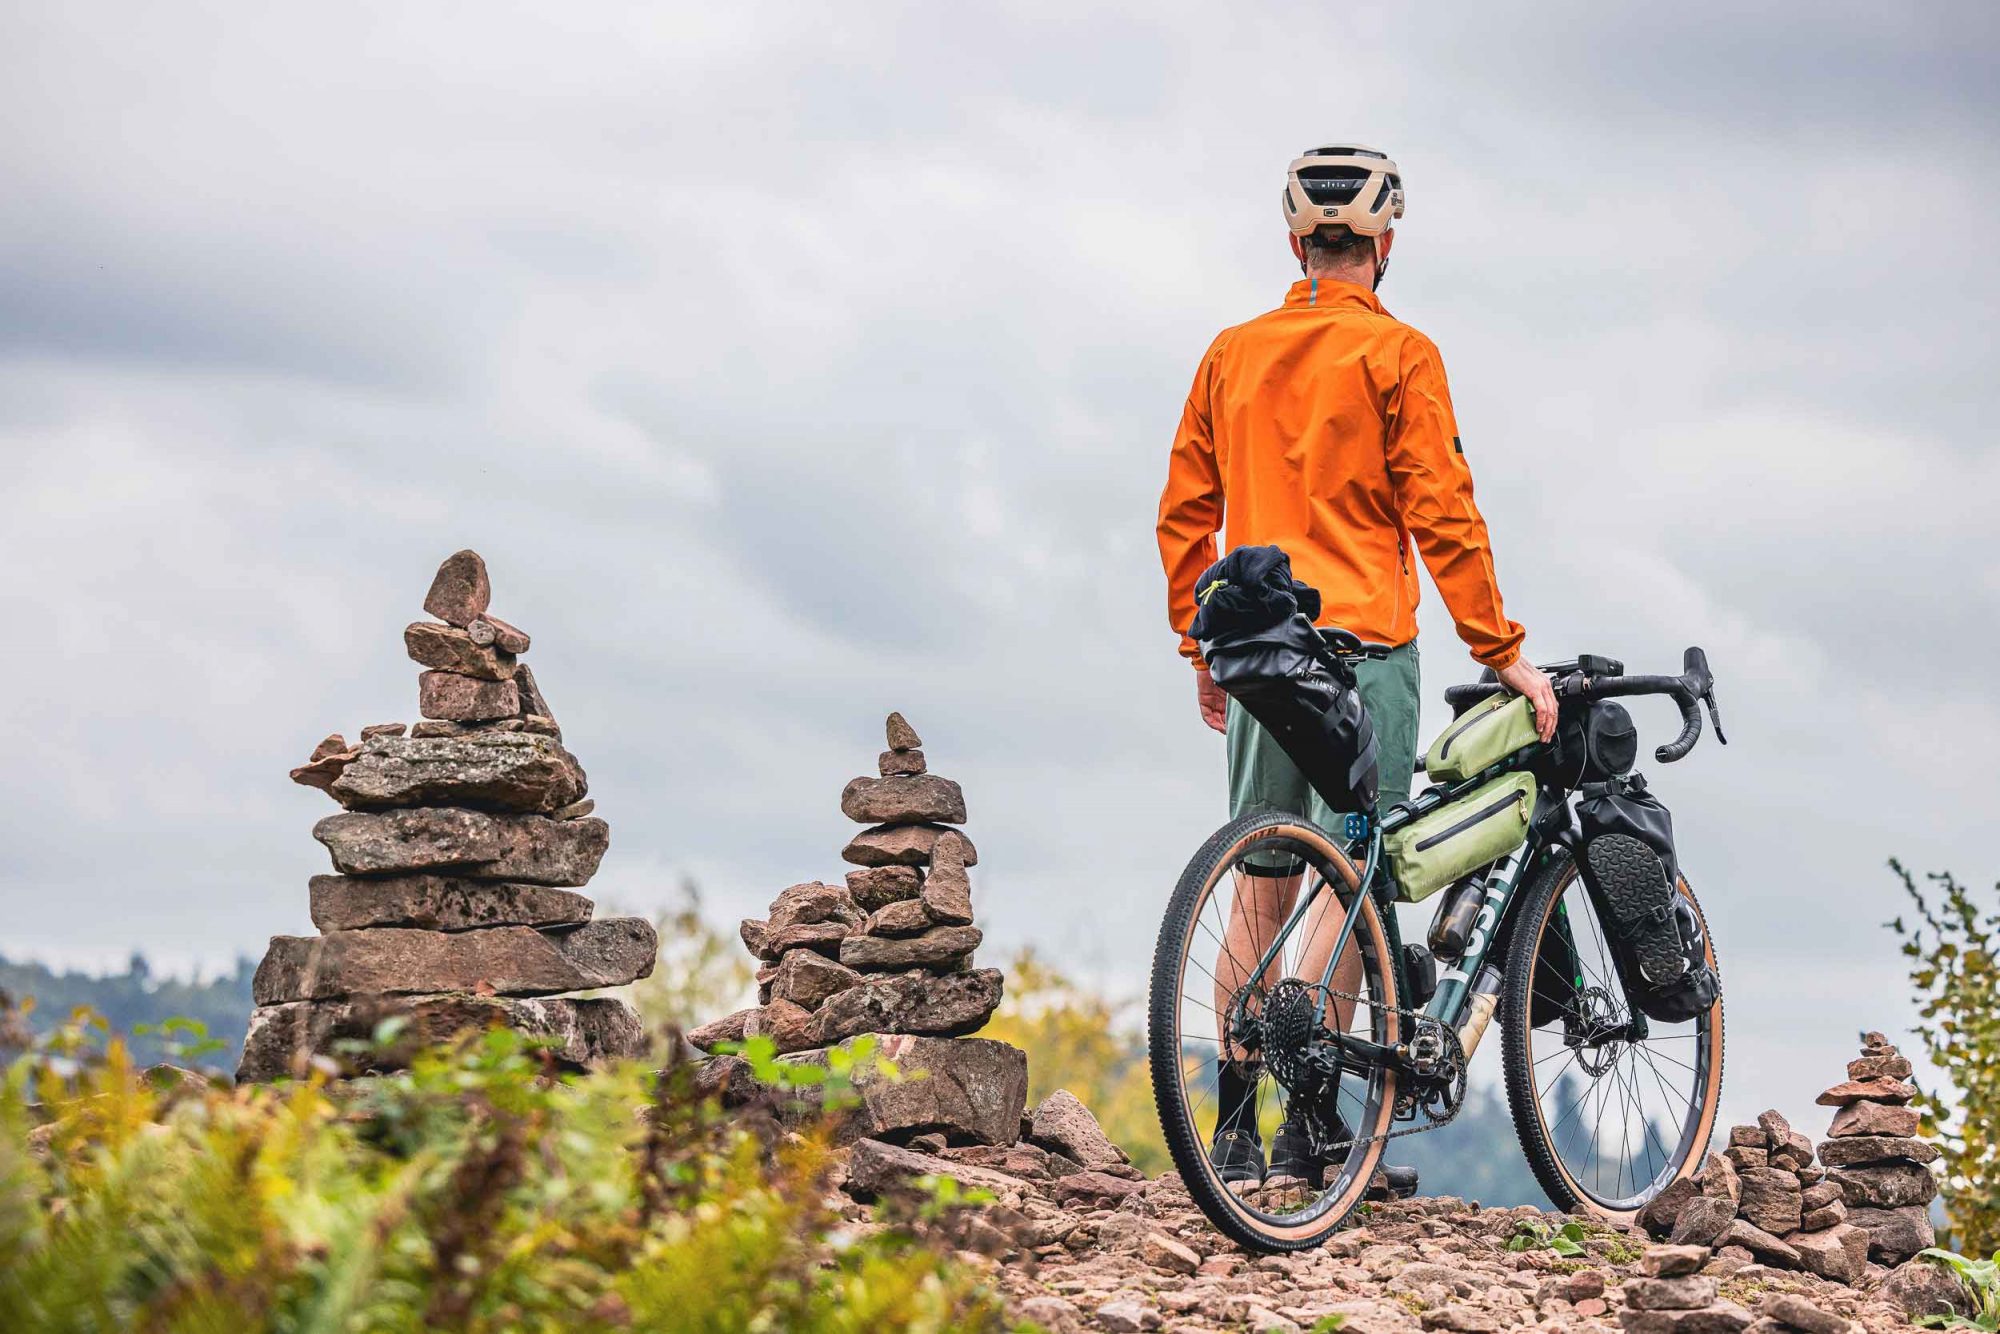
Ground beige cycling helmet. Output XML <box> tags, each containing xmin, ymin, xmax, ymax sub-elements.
<box><xmin>1281</xmin><ymin>143</ymin><xmax>1404</xmax><ymax>237</ymax></box>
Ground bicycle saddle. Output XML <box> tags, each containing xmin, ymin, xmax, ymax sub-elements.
<box><xmin>1316</xmin><ymin>627</ymin><xmax>1394</xmax><ymax>659</ymax></box>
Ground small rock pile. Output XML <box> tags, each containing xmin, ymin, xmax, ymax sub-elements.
<box><xmin>1816</xmin><ymin>1031</ymin><xmax>1938</xmax><ymax>1266</ymax></box>
<box><xmin>238</xmin><ymin>550</ymin><xmax>655</xmax><ymax>1081</ymax></box>
<box><xmin>1611</xmin><ymin>1243</ymin><xmax>1866</xmax><ymax>1334</ymax></box>
<box><xmin>1639</xmin><ymin>1106</ymin><xmax>1871</xmax><ymax>1285</ymax></box>
<box><xmin>1635</xmin><ymin>1031</ymin><xmax>1948</xmax><ymax>1308</ymax></box>
<box><xmin>688</xmin><ymin>713</ymin><xmax>1021</xmax><ymax>1147</ymax></box>
<box><xmin>1617</xmin><ymin>1244</ymin><xmax>1750</xmax><ymax>1332</ymax></box>
<box><xmin>689</xmin><ymin>713</ymin><xmax>1002</xmax><ymax>1058</ymax></box>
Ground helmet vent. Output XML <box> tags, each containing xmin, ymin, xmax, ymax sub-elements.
<box><xmin>1308</xmin><ymin>145</ymin><xmax>1386</xmax><ymax>160</ymax></box>
<box><xmin>1298</xmin><ymin>166</ymin><xmax>1368</xmax><ymax>206</ymax></box>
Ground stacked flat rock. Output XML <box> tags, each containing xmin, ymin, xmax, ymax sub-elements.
<box><xmin>1637</xmin><ymin>1106</ymin><xmax>1872</xmax><ymax>1285</ymax></box>
<box><xmin>1816</xmin><ymin>1032</ymin><xmax>1938</xmax><ymax>1266</ymax></box>
<box><xmin>1617</xmin><ymin>1245</ymin><xmax>1754</xmax><ymax>1334</ymax></box>
<box><xmin>687</xmin><ymin>714</ymin><xmax>1023</xmax><ymax>1147</ymax></box>
<box><xmin>239</xmin><ymin>550</ymin><xmax>654</xmax><ymax>1081</ymax></box>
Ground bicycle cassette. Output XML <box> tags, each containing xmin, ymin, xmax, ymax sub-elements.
<box><xmin>1259</xmin><ymin>978</ymin><xmax>1338</xmax><ymax>1096</ymax></box>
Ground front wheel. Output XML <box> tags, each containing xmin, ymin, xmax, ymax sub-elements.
<box><xmin>1147</xmin><ymin>811</ymin><xmax>1401</xmax><ymax>1252</ymax></box>
<box><xmin>1500</xmin><ymin>847</ymin><xmax>1725</xmax><ymax>1219</ymax></box>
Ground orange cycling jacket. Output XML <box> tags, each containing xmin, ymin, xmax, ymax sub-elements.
<box><xmin>1156</xmin><ymin>277</ymin><xmax>1525</xmax><ymax>672</ymax></box>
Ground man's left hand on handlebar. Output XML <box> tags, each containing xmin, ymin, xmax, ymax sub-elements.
<box><xmin>1495</xmin><ymin>658</ymin><xmax>1559</xmax><ymax>742</ymax></box>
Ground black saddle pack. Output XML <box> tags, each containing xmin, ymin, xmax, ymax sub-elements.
<box><xmin>1192</xmin><ymin>546</ymin><xmax>1379</xmax><ymax>814</ymax></box>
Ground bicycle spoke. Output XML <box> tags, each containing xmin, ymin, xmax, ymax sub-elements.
<box><xmin>1523</xmin><ymin>867</ymin><xmax>1718</xmax><ymax>1211</ymax></box>
<box><xmin>1159</xmin><ymin>826</ymin><xmax>1398</xmax><ymax>1242</ymax></box>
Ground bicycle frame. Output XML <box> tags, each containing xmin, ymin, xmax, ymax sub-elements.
<box><xmin>1231</xmin><ymin>750</ymin><xmax>1552</xmax><ymax>1071</ymax></box>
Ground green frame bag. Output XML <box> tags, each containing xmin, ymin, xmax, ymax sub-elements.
<box><xmin>1385</xmin><ymin>771</ymin><xmax>1537</xmax><ymax>903</ymax></box>
<box><xmin>1423</xmin><ymin>692</ymin><xmax>1540</xmax><ymax>783</ymax></box>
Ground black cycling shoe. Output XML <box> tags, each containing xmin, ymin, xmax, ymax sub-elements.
<box><xmin>1208</xmin><ymin>1126</ymin><xmax>1266</xmax><ymax>1188</ymax></box>
<box><xmin>1366</xmin><ymin>1163</ymin><xmax>1422</xmax><ymax>1200</ymax></box>
<box><xmin>1267</xmin><ymin>1119</ymin><xmax>1325</xmax><ymax>1188</ymax></box>
<box><xmin>1270</xmin><ymin>1114</ymin><xmax>1422</xmax><ymax>1198</ymax></box>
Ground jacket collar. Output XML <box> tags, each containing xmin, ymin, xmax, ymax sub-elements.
<box><xmin>1284</xmin><ymin>277</ymin><xmax>1384</xmax><ymax>313</ymax></box>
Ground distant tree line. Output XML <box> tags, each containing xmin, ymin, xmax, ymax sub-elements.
<box><xmin>0</xmin><ymin>953</ymin><xmax>254</xmax><ymax>1070</ymax></box>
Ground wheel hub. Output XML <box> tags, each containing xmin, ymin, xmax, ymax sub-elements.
<box><xmin>1570</xmin><ymin>985</ymin><xmax>1626</xmax><ymax>1075</ymax></box>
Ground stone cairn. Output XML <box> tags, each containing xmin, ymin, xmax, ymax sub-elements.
<box><xmin>1635</xmin><ymin>1031</ymin><xmax>1940</xmax><ymax>1298</ymax></box>
<box><xmin>1814</xmin><ymin>1031</ymin><xmax>1938</xmax><ymax>1268</ymax></box>
<box><xmin>687</xmin><ymin>714</ymin><xmax>1029</xmax><ymax>1147</ymax></box>
<box><xmin>237</xmin><ymin>550</ymin><xmax>656</xmax><ymax>1082</ymax></box>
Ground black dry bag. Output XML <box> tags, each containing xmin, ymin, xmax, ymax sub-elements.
<box><xmin>1205</xmin><ymin>614</ymin><xmax>1380</xmax><ymax>814</ymax></box>
<box><xmin>1574</xmin><ymin>773</ymin><xmax>1718</xmax><ymax>1024</ymax></box>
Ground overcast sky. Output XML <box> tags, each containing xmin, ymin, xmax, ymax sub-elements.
<box><xmin>3</xmin><ymin>3</ymin><xmax>1996</xmax><ymax>1127</ymax></box>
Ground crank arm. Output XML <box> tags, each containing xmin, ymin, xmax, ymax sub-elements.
<box><xmin>1325</xmin><ymin>1030</ymin><xmax>1413</xmax><ymax>1077</ymax></box>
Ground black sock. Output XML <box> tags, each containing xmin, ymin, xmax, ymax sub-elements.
<box><xmin>1216</xmin><ymin>1060</ymin><xmax>1259</xmax><ymax>1137</ymax></box>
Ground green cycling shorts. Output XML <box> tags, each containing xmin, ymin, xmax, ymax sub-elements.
<box><xmin>1226</xmin><ymin>638</ymin><xmax>1421</xmax><ymax>836</ymax></box>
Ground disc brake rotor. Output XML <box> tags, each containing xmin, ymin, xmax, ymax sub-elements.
<box><xmin>1571</xmin><ymin>984</ymin><xmax>1626</xmax><ymax>1075</ymax></box>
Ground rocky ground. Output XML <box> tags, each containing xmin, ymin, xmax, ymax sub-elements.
<box><xmin>816</xmin><ymin>1098</ymin><xmax>1964</xmax><ymax>1334</ymax></box>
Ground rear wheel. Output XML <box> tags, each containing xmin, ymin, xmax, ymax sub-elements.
<box><xmin>1499</xmin><ymin>848</ymin><xmax>1724</xmax><ymax>1219</ymax></box>
<box><xmin>1147</xmin><ymin>811</ymin><xmax>1400</xmax><ymax>1252</ymax></box>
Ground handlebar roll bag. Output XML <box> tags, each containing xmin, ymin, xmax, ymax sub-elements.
<box><xmin>1383</xmin><ymin>771</ymin><xmax>1536</xmax><ymax>903</ymax></box>
<box><xmin>1424</xmin><ymin>692</ymin><xmax>1541</xmax><ymax>783</ymax></box>
<box><xmin>1574</xmin><ymin>773</ymin><xmax>1719</xmax><ymax>1024</ymax></box>
<box><xmin>1203</xmin><ymin>613</ymin><xmax>1380</xmax><ymax>814</ymax></box>
<box><xmin>1551</xmin><ymin>699</ymin><xmax>1641</xmax><ymax>788</ymax></box>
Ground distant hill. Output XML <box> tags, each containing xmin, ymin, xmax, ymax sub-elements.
<box><xmin>0</xmin><ymin>953</ymin><xmax>254</xmax><ymax>1072</ymax></box>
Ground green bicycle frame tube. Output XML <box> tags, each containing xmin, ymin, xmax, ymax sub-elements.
<box><xmin>1425</xmin><ymin>842</ymin><xmax>1530</xmax><ymax>1027</ymax></box>
<box><xmin>1233</xmin><ymin>828</ymin><xmax>1383</xmax><ymax>1035</ymax></box>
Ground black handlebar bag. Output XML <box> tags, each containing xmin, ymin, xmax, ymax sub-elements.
<box><xmin>1574</xmin><ymin>773</ymin><xmax>1718</xmax><ymax>1023</ymax></box>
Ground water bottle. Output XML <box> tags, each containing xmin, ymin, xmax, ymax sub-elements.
<box><xmin>1427</xmin><ymin>875</ymin><xmax>1485</xmax><ymax>960</ymax></box>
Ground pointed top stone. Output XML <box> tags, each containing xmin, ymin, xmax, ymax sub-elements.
<box><xmin>423</xmin><ymin>550</ymin><xmax>491</xmax><ymax>627</ymax></box>
<box><xmin>885</xmin><ymin>712</ymin><xmax>922</xmax><ymax>751</ymax></box>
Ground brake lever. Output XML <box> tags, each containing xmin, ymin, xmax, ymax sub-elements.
<box><xmin>1703</xmin><ymin>688</ymin><xmax>1727</xmax><ymax>746</ymax></box>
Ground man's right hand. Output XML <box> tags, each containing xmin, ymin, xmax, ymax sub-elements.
<box><xmin>1495</xmin><ymin>657</ymin><xmax>1559</xmax><ymax>741</ymax></box>
<box><xmin>1195</xmin><ymin>667</ymin><xmax>1228</xmax><ymax>734</ymax></box>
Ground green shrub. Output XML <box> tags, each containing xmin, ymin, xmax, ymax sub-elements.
<box><xmin>1503</xmin><ymin>1218</ymin><xmax>1587</xmax><ymax>1256</ymax></box>
<box><xmin>1912</xmin><ymin>1245</ymin><xmax>1998</xmax><ymax>1329</ymax></box>
<box><xmin>1</xmin><ymin>1008</ymin><xmax>1007</xmax><ymax>1333</ymax></box>
<box><xmin>1890</xmin><ymin>861</ymin><xmax>2000</xmax><ymax>1254</ymax></box>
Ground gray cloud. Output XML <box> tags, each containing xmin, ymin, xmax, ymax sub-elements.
<box><xmin>1</xmin><ymin>1</ymin><xmax>1994</xmax><ymax>1131</ymax></box>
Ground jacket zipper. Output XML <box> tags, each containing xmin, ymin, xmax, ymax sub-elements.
<box><xmin>1413</xmin><ymin>788</ymin><xmax>1528</xmax><ymax>852</ymax></box>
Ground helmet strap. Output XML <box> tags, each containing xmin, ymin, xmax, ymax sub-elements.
<box><xmin>1371</xmin><ymin>234</ymin><xmax>1390</xmax><ymax>290</ymax></box>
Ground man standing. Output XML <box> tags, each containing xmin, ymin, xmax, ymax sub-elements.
<box><xmin>1155</xmin><ymin>145</ymin><xmax>1557</xmax><ymax>1190</ymax></box>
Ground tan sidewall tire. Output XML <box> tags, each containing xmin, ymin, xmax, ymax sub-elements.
<box><xmin>1501</xmin><ymin>853</ymin><xmax>1724</xmax><ymax>1221</ymax></box>
<box><xmin>1148</xmin><ymin>813</ymin><xmax>1400</xmax><ymax>1251</ymax></box>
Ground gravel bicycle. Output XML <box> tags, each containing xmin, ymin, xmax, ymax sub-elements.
<box><xmin>1148</xmin><ymin>636</ymin><xmax>1728</xmax><ymax>1253</ymax></box>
